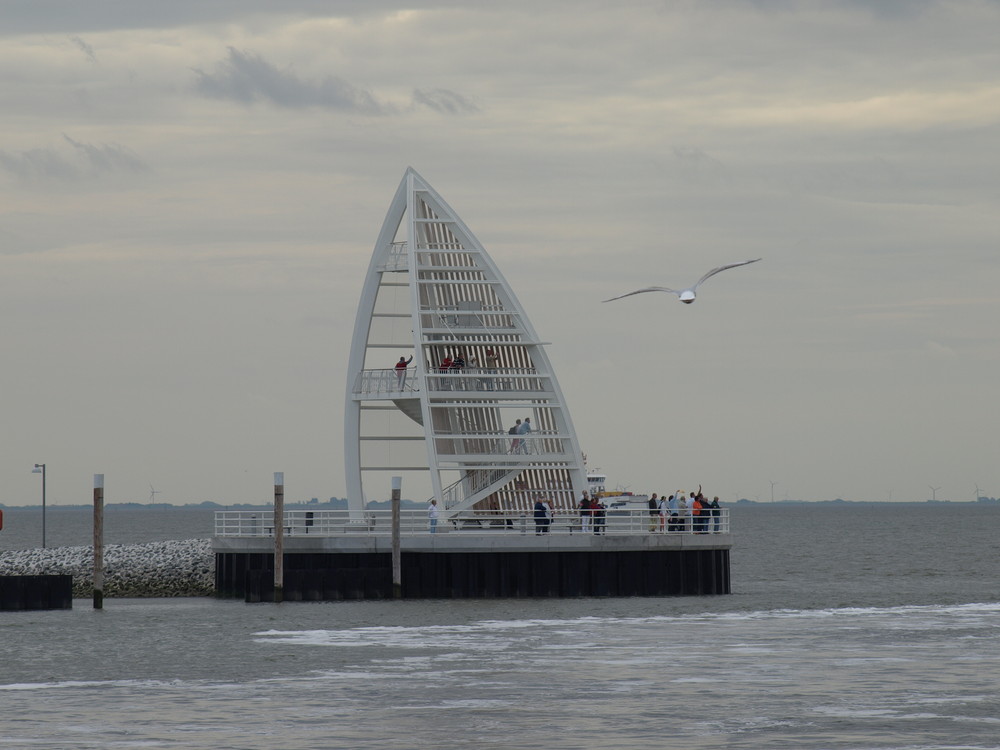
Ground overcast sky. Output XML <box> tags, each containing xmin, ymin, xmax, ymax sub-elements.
<box><xmin>2</xmin><ymin>1</ymin><xmax>998</xmax><ymax>509</ymax></box>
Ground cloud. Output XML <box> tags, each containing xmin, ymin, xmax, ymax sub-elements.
<box><xmin>0</xmin><ymin>147</ymin><xmax>78</xmax><ymax>182</ymax></box>
<box><xmin>62</xmin><ymin>135</ymin><xmax>149</xmax><ymax>175</ymax></box>
<box><xmin>193</xmin><ymin>47</ymin><xmax>392</xmax><ymax>113</ymax></box>
<box><xmin>412</xmin><ymin>88</ymin><xmax>479</xmax><ymax>114</ymax></box>
<box><xmin>0</xmin><ymin>136</ymin><xmax>148</xmax><ymax>184</ymax></box>
<box><xmin>69</xmin><ymin>35</ymin><xmax>97</xmax><ymax>63</ymax></box>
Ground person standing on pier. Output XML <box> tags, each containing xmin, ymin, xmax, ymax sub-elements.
<box><xmin>648</xmin><ymin>493</ymin><xmax>659</xmax><ymax>532</ymax></box>
<box><xmin>533</xmin><ymin>497</ymin><xmax>547</xmax><ymax>535</ymax></box>
<box><xmin>428</xmin><ymin>499</ymin><xmax>439</xmax><ymax>533</ymax></box>
<box><xmin>580</xmin><ymin>493</ymin><xmax>592</xmax><ymax>533</ymax></box>
<box><xmin>676</xmin><ymin>491</ymin><xmax>690</xmax><ymax>532</ymax></box>
<box><xmin>667</xmin><ymin>493</ymin><xmax>679</xmax><ymax>531</ymax></box>
<box><xmin>593</xmin><ymin>499</ymin><xmax>606</xmax><ymax>535</ymax></box>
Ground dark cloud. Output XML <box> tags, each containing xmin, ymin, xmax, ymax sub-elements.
<box><xmin>193</xmin><ymin>47</ymin><xmax>392</xmax><ymax>114</ymax></box>
<box><xmin>69</xmin><ymin>34</ymin><xmax>97</xmax><ymax>63</ymax></box>
<box><xmin>412</xmin><ymin>88</ymin><xmax>479</xmax><ymax>115</ymax></box>
<box><xmin>0</xmin><ymin>136</ymin><xmax>148</xmax><ymax>184</ymax></box>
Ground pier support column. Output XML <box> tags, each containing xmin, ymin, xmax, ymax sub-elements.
<box><xmin>93</xmin><ymin>474</ymin><xmax>104</xmax><ymax>610</ymax></box>
<box><xmin>273</xmin><ymin>472</ymin><xmax>284</xmax><ymax>603</ymax></box>
<box><xmin>391</xmin><ymin>476</ymin><xmax>402</xmax><ymax>598</ymax></box>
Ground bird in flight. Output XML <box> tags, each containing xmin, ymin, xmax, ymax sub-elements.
<box><xmin>603</xmin><ymin>258</ymin><xmax>762</xmax><ymax>305</ymax></box>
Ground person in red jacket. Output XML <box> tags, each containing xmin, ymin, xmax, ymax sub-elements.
<box><xmin>395</xmin><ymin>354</ymin><xmax>413</xmax><ymax>389</ymax></box>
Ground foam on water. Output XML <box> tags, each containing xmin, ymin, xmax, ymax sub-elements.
<box><xmin>4</xmin><ymin>504</ymin><xmax>1000</xmax><ymax>749</ymax></box>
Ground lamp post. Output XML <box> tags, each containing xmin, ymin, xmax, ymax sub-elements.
<box><xmin>32</xmin><ymin>463</ymin><xmax>47</xmax><ymax>548</ymax></box>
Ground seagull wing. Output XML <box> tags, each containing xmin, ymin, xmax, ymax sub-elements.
<box><xmin>692</xmin><ymin>258</ymin><xmax>762</xmax><ymax>290</ymax></box>
<box><xmin>602</xmin><ymin>286</ymin><xmax>679</xmax><ymax>303</ymax></box>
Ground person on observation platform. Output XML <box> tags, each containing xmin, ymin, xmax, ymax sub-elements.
<box><xmin>395</xmin><ymin>354</ymin><xmax>413</xmax><ymax>388</ymax></box>
<box><xmin>438</xmin><ymin>355</ymin><xmax>452</xmax><ymax>389</ymax></box>
<box><xmin>516</xmin><ymin>417</ymin><xmax>532</xmax><ymax>453</ymax></box>
<box><xmin>509</xmin><ymin>419</ymin><xmax>522</xmax><ymax>453</ymax></box>
<box><xmin>484</xmin><ymin>348</ymin><xmax>499</xmax><ymax>390</ymax></box>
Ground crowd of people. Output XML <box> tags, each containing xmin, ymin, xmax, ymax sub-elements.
<box><xmin>431</xmin><ymin>490</ymin><xmax>724</xmax><ymax>535</ymax></box>
<box><xmin>533</xmin><ymin>495</ymin><xmax>610</xmax><ymax>535</ymax></box>
<box><xmin>394</xmin><ymin>348</ymin><xmax>506</xmax><ymax>392</ymax></box>
<box><xmin>645</xmin><ymin>486</ymin><xmax>723</xmax><ymax>533</ymax></box>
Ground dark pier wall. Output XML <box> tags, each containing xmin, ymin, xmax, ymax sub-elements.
<box><xmin>217</xmin><ymin>549</ymin><xmax>730</xmax><ymax>602</ymax></box>
<box><xmin>0</xmin><ymin>575</ymin><xmax>73</xmax><ymax>611</ymax></box>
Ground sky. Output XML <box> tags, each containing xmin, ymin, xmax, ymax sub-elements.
<box><xmin>2</xmin><ymin>1</ymin><xmax>998</xmax><ymax>509</ymax></box>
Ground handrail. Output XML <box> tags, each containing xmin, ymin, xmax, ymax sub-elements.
<box><xmin>214</xmin><ymin>508</ymin><xmax>731</xmax><ymax>537</ymax></box>
<box><xmin>354</xmin><ymin>367</ymin><xmax>420</xmax><ymax>395</ymax></box>
<box><xmin>427</xmin><ymin>368</ymin><xmax>545</xmax><ymax>392</ymax></box>
<box><xmin>352</xmin><ymin>367</ymin><xmax>547</xmax><ymax>395</ymax></box>
<box><xmin>376</xmin><ymin>241</ymin><xmax>409</xmax><ymax>272</ymax></box>
<box><xmin>436</xmin><ymin>466</ymin><xmax>514</xmax><ymax>509</ymax></box>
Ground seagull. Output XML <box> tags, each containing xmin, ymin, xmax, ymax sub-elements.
<box><xmin>603</xmin><ymin>258</ymin><xmax>762</xmax><ymax>304</ymax></box>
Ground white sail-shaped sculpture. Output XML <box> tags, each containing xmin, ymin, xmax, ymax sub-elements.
<box><xmin>344</xmin><ymin>168</ymin><xmax>586</xmax><ymax>522</ymax></box>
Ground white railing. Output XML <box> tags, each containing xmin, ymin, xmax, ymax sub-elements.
<box><xmin>427</xmin><ymin>368</ymin><xmax>544</xmax><ymax>393</ymax></box>
<box><xmin>352</xmin><ymin>367</ymin><xmax>546</xmax><ymax>396</ymax></box>
<box><xmin>438</xmin><ymin>466</ymin><xmax>513</xmax><ymax>509</ymax></box>
<box><xmin>214</xmin><ymin>509</ymin><xmax>730</xmax><ymax>537</ymax></box>
<box><xmin>377</xmin><ymin>241</ymin><xmax>409</xmax><ymax>272</ymax></box>
<box><xmin>434</xmin><ymin>432</ymin><xmax>568</xmax><ymax>458</ymax></box>
<box><xmin>419</xmin><ymin>307</ymin><xmax>516</xmax><ymax>331</ymax></box>
<box><xmin>354</xmin><ymin>368</ymin><xmax>420</xmax><ymax>396</ymax></box>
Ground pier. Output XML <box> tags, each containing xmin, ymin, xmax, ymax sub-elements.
<box><xmin>213</xmin><ymin>509</ymin><xmax>731</xmax><ymax>601</ymax></box>
<box><xmin>213</xmin><ymin>169</ymin><xmax>733</xmax><ymax>602</ymax></box>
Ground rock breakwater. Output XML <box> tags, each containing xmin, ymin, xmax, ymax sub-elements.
<box><xmin>0</xmin><ymin>539</ymin><xmax>214</xmax><ymax>597</ymax></box>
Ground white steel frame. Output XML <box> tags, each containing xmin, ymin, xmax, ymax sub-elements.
<box><xmin>344</xmin><ymin>168</ymin><xmax>587</xmax><ymax>521</ymax></box>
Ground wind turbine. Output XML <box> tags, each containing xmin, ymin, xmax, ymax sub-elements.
<box><xmin>928</xmin><ymin>486</ymin><xmax>941</xmax><ymax>502</ymax></box>
<box><xmin>149</xmin><ymin>484</ymin><xmax>162</xmax><ymax>503</ymax></box>
<box><xmin>975</xmin><ymin>483</ymin><xmax>982</xmax><ymax>502</ymax></box>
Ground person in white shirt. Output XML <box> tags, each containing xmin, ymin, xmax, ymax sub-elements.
<box><xmin>516</xmin><ymin>417</ymin><xmax>532</xmax><ymax>454</ymax></box>
<box><xmin>428</xmin><ymin>499</ymin><xmax>439</xmax><ymax>533</ymax></box>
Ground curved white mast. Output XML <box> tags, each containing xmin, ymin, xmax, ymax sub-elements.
<box><xmin>344</xmin><ymin>168</ymin><xmax>586</xmax><ymax>520</ymax></box>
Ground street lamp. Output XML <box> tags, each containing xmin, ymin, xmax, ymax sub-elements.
<box><xmin>32</xmin><ymin>463</ymin><xmax>46</xmax><ymax>548</ymax></box>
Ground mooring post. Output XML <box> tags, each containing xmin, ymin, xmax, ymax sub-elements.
<box><xmin>273</xmin><ymin>472</ymin><xmax>284</xmax><ymax>603</ymax></box>
<box><xmin>391</xmin><ymin>476</ymin><xmax>402</xmax><ymax>598</ymax></box>
<box><xmin>93</xmin><ymin>474</ymin><xmax>104</xmax><ymax>610</ymax></box>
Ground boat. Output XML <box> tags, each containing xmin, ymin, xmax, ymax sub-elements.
<box><xmin>586</xmin><ymin>468</ymin><xmax>649</xmax><ymax>508</ymax></box>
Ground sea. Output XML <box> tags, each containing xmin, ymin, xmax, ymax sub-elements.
<box><xmin>1</xmin><ymin>503</ymin><xmax>998</xmax><ymax>750</ymax></box>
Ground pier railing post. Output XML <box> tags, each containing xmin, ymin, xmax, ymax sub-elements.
<box><xmin>391</xmin><ymin>476</ymin><xmax>402</xmax><ymax>598</ymax></box>
<box><xmin>273</xmin><ymin>472</ymin><xmax>284</xmax><ymax>603</ymax></box>
<box><xmin>93</xmin><ymin>474</ymin><xmax>104</xmax><ymax>610</ymax></box>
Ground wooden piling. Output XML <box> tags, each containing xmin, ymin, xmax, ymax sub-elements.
<box><xmin>93</xmin><ymin>474</ymin><xmax>104</xmax><ymax>610</ymax></box>
<box><xmin>273</xmin><ymin>472</ymin><xmax>284</xmax><ymax>603</ymax></box>
<box><xmin>391</xmin><ymin>476</ymin><xmax>401</xmax><ymax>598</ymax></box>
